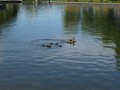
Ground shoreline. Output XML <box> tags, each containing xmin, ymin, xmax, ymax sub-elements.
<box><xmin>0</xmin><ymin>1</ymin><xmax>21</xmax><ymax>3</ymax></box>
<box><xmin>50</xmin><ymin>1</ymin><xmax>120</xmax><ymax>6</ymax></box>
<box><xmin>0</xmin><ymin>3</ymin><xmax>6</xmax><ymax>8</ymax></box>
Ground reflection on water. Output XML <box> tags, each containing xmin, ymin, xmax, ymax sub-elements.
<box><xmin>0</xmin><ymin>3</ymin><xmax>120</xmax><ymax>90</ymax></box>
<box><xmin>0</xmin><ymin>4</ymin><xmax>19</xmax><ymax>25</ymax></box>
<box><xmin>81</xmin><ymin>6</ymin><xmax>120</xmax><ymax>71</ymax></box>
<box><xmin>0</xmin><ymin>4</ymin><xmax>19</xmax><ymax>46</ymax></box>
<box><xmin>63</xmin><ymin>5</ymin><xmax>80</xmax><ymax>34</ymax></box>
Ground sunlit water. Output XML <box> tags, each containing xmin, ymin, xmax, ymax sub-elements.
<box><xmin>0</xmin><ymin>3</ymin><xmax>120</xmax><ymax>90</ymax></box>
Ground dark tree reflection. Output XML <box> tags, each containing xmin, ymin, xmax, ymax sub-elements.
<box><xmin>0</xmin><ymin>4</ymin><xmax>19</xmax><ymax>25</ymax></box>
<box><xmin>63</xmin><ymin>5</ymin><xmax>81</xmax><ymax>34</ymax></box>
<box><xmin>81</xmin><ymin>6</ymin><xmax>120</xmax><ymax>71</ymax></box>
<box><xmin>0</xmin><ymin>4</ymin><xmax>19</xmax><ymax>38</ymax></box>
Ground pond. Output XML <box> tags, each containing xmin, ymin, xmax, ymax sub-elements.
<box><xmin>0</xmin><ymin>2</ymin><xmax>120</xmax><ymax>90</ymax></box>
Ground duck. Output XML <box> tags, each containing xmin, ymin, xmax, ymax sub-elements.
<box><xmin>55</xmin><ymin>42</ymin><xmax>59</xmax><ymax>45</ymax></box>
<box><xmin>67</xmin><ymin>38</ymin><xmax>76</xmax><ymax>43</ymax></box>
<box><xmin>50</xmin><ymin>43</ymin><xmax>53</xmax><ymax>45</ymax></box>
<box><xmin>46</xmin><ymin>44</ymin><xmax>51</xmax><ymax>48</ymax></box>
<box><xmin>41</xmin><ymin>44</ymin><xmax>46</xmax><ymax>47</ymax></box>
<box><xmin>58</xmin><ymin>45</ymin><xmax>62</xmax><ymax>47</ymax></box>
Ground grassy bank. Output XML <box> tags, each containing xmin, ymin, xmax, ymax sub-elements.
<box><xmin>23</xmin><ymin>0</ymin><xmax>120</xmax><ymax>3</ymax></box>
<box><xmin>52</xmin><ymin>0</ymin><xmax>120</xmax><ymax>3</ymax></box>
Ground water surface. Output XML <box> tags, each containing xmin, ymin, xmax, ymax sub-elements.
<box><xmin>0</xmin><ymin>3</ymin><xmax>120</xmax><ymax>90</ymax></box>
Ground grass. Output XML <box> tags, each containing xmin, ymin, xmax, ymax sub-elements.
<box><xmin>23</xmin><ymin>0</ymin><xmax>120</xmax><ymax>3</ymax></box>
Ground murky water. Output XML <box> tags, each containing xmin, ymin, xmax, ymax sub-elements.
<box><xmin>0</xmin><ymin>3</ymin><xmax>120</xmax><ymax>90</ymax></box>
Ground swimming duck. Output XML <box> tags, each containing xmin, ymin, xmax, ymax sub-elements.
<box><xmin>58</xmin><ymin>45</ymin><xmax>62</xmax><ymax>47</ymax></box>
<box><xmin>41</xmin><ymin>44</ymin><xmax>46</xmax><ymax>47</ymax></box>
<box><xmin>46</xmin><ymin>44</ymin><xmax>51</xmax><ymax>48</ymax></box>
<box><xmin>55</xmin><ymin>42</ymin><xmax>59</xmax><ymax>45</ymax></box>
<box><xmin>67</xmin><ymin>38</ymin><xmax>76</xmax><ymax>43</ymax></box>
<box><xmin>50</xmin><ymin>43</ymin><xmax>53</xmax><ymax>45</ymax></box>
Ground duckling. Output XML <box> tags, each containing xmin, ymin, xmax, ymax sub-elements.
<box><xmin>41</xmin><ymin>44</ymin><xmax>46</xmax><ymax>47</ymax></box>
<box><xmin>55</xmin><ymin>42</ymin><xmax>59</xmax><ymax>45</ymax></box>
<box><xmin>58</xmin><ymin>45</ymin><xmax>62</xmax><ymax>47</ymax></box>
<box><xmin>50</xmin><ymin>43</ymin><xmax>53</xmax><ymax>45</ymax></box>
<box><xmin>46</xmin><ymin>44</ymin><xmax>51</xmax><ymax>48</ymax></box>
<box><xmin>48</xmin><ymin>46</ymin><xmax>51</xmax><ymax>48</ymax></box>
